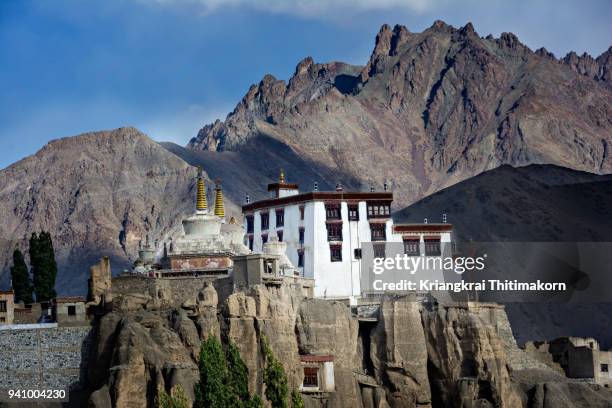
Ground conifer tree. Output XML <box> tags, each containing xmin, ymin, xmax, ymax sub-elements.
<box><xmin>262</xmin><ymin>337</ymin><xmax>289</xmax><ymax>408</ymax></box>
<box><xmin>290</xmin><ymin>389</ymin><xmax>305</xmax><ymax>408</ymax></box>
<box><xmin>30</xmin><ymin>231</ymin><xmax>57</xmax><ymax>301</ymax></box>
<box><xmin>194</xmin><ymin>336</ymin><xmax>234</xmax><ymax>408</ymax></box>
<box><xmin>156</xmin><ymin>385</ymin><xmax>190</xmax><ymax>408</ymax></box>
<box><xmin>10</xmin><ymin>248</ymin><xmax>33</xmax><ymax>304</ymax></box>
<box><xmin>226</xmin><ymin>341</ymin><xmax>250</xmax><ymax>402</ymax></box>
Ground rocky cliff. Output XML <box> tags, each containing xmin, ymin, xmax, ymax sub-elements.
<box><xmin>86</xmin><ymin>282</ymin><xmax>612</xmax><ymax>408</ymax></box>
<box><xmin>0</xmin><ymin>127</ymin><xmax>238</xmax><ymax>295</ymax></box>
<box><xmin>188</xmin><ymin>21</ymin><xmax>612</xmax><ymax>208</ymax></box>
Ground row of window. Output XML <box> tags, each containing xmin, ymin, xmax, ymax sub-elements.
<box><xmin>246</xmin><ymin>201</ymin><xmax>392</xmax><ymax>233</ymax></box>
<box><xmin>247</xmin><ymin>228</ymin><xmax>305</xmax><ymax>250</ymax></box>
<box><xmin>326</xmin><ymin>240</ymin><xmax>441</xmax><ymax>262</ymax></box>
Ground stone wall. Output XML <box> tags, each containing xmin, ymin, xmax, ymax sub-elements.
<box><xmin>112</xmin><ymin>274</ymin><xmax>234</xmax><ymax>309</ymax></box>
<box><xmin>0</xmin><ymin>325</ymin><xmax>92</xmax><ymax>390</ymax></box>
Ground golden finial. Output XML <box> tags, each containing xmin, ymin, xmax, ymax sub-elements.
<box><xmin>279</xmin><ymin>168</ymin><xmax>286</xmax><ymax>183</ymax></box>
<box><xmin>196</xmin><ymin>167</ymin><xmax>207</xmax><ymax>211</ymax></box>
<box><xmin>214</xmin><ymin>178</ymin><xmax>225</xmax><ymax>218</ymax></box>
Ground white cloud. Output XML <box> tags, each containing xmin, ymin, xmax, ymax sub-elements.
<box><xmin>137</xmin><ymin>103</ymin><xmax>232</xmax><ymax>145</ymax></box>
<box><xmin>141</xmin><ymin>0</ymin><xmax>439</xmax><ymax>17</ymax></box>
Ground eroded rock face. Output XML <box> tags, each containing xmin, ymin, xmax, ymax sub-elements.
<box><xmin>421</xmin><ymin>302</ymin><xmax>522</xmax><ymax>408</ymax></box>
<box><xmin>370</xmin><ymin>298</ymin><xmax>430</xmax><ymax>407</ymax></box>
<box><xmin>296</xmin><ymin>299</ymin><xmax>362</xmax><ymax>407</ymax></box>
<box><xmin>86</xmin><ymin>285</ymin><xmax>612</xmax><ymax>408</ymax></box>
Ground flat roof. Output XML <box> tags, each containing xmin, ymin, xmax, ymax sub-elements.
<box><xmin>393</xmin><ymin>223</ymin><xmax>453</xmax><ymax>232</ymax></box>
<box><xmin>243</xmin><ymin>191</ymin><xmax>393</xmax><ymax>212</ymax></box>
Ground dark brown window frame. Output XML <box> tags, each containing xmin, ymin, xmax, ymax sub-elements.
<box><xmin>403</xmin><ymin>238</ymin><xmax>420</xmax><ymax>256</ymax></box>
<box><xmin>260</xmin><ymin>212</ymin><xmax>270</xmax><ymax>230</ymax></box>
<box><xmin>303</xmin><ymin>366</ymin><xmax>319</xmax><ymax>388</ymax></box>
<box><xmin>330</xmin><ymin>244</ymin><xmax>342</xmax><ymax>262</ymax></box>
<box><xmin>325</xmin><ymin>203</ymin><xmax>341</xmax><ymax>220</ymax></box>
<box><xmin>326</xmin><ymin>222</ymin><xmax>343</xmax><ymax>241</ymax></box>
<box><xmin>348</xmin><ymin>204</ymin><xmax>359</xmax><ymax>221</ymax></box>
<box><xmin>275</xmin><ymin>209</ymin><xmax>284</xmax><ymax>227</ymax></box>
<box><xmin>370</xmin><ymin>223</ymin><xmax>386</xmax><ymax>241</ymax></box>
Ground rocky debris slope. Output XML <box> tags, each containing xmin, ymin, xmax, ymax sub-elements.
<box><xmin>0</xmin><ymin>127</ymin><xmax>238</xmax><ymax>295</ymax></box>
<box><xmin>189</xmin><ymin>21</ymin><xmax>612</xmax><ymax>208</ymax></box>
<box><xmin>86</xmin><ymin>283</ymin><xmax>612</xmax><ymax>408</ymax></box>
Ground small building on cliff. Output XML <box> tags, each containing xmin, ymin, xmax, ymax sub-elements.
<box><xmin>0</xmin><ymin>290</ymin><xmax>15</xmax><ymax>325</ymax></box>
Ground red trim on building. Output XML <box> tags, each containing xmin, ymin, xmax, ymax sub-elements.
<box><xmin>300</xmin><ymin>355</ymin><xmax>334</xmax><ymax>363</ymax></box>
<box><xmin>243</xmin><ymin>192</ymin><xmax>393</xmax><ymax>213</ymax></box>
<box><xmin>393</xmin><ymin>224</ymin><xmax>453</xmax><ymax>233</ymax></box>
<box><xmin>267</xmin><ymin>182</ymin><xmax>300</xmax><ymax>192</ymax></box>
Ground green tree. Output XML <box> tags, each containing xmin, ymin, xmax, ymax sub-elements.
<box><xmin>290</xmin><ymin>389</ymin><xmax>304</xmax><ymax>408</ymax></box>
<box><xmin>10</xmin><ymin>248</ymin><xmax>33</xmax><ymax>304</ymax></box>
<box><xmin>245</xmin><ymin>395</ymin><xmax>264</xmax><ymax>408</ymax></box>
<box><xmin>30</xmin><ymin>231</ymin><xmax>57</xmax><ymax>301</ymax></box>
<box><xmin>156</xmin><ymin>385</ymin><xmax>190</xmax><ymax>408</ymax></box>
<box><xmin>226</xmin><ymin>341</ymin><xmax>250</xmax><ymax>402</ymax></box>
<box><xmin>194</xmin><ymin>336</ymin><xmax>235</xmax><ymax>408</ymax></box>
<box><xmin>262</xmin><ymin>337</ymin><xmax>289</xmax><ymax>408</ymax></box>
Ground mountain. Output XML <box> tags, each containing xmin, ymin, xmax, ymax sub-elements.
<box><xmin>0</xmin><ymin>127</ymin><xmax>235</xmax><ymax>295</ymax></box>
<box><xmin>188</xmin><ymin>21</ymin><xmax>612</xmax><ymax>209</ymax></box>
<box><xmin>393</xmin><ymin>164</ymin><xmax>612</xmax><ymax>241</ymax></box>
<box><xmin>394</xmin><ymin>163</ymin><xmax>612</xmax><ymax>348</ymax></box>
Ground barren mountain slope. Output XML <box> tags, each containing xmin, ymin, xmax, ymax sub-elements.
<box><xmin>0</xmin><ymin>127</ymin><xmax>236</xmax><ymax>295</ymax></box>
<box><xmin>189</xmin><ymin>21</ymin><xmax>612</xmax><ymax>208</ymax></box>
<box><xmin>394</xmin><ymin>164</ymin><xmax>612</xmax><ymax>347</ymax></box>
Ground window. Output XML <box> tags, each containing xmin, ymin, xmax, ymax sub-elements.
<box><xmin>275</xmin><ymin>209</ymin><xmax>284</xmax><ymax>227</ymax></box>
<box><xmin>0</xmin><ymin>317</ymin><xmax>5</xmax><ymax>323</ymax></box>
<box><xmin>303</xmin><ymin>367</ymin><xmax>319</xmax><ymax>388</ymax></box>
<box><xmin>246</xmin><ymin>215</ymin><xmax>254</xmax><ymax>233</ymax></box>
<box><xmin>403</xmin><ymin>239</ymin><xmax>420</xmax><ymax>256</ymax></box>
<box><xmin>67</xmin><ymin>305</ymin><xmax>76</xmax><ymax>316</ymax></box>
<box><xmin>354</xmin><ymin>248</ymin><xmax>362</xmax><ymax>259</ymax></box>
<box><xmin>330</xmin><ymin>244</ymin><xmax>342</xmax><ymax>262</ymax></box>
<box><xmin>0</xmin><ymin>301</ymin><xmax>6</xmax><ymax>312</ymax></box>
<box><xmin>261</xmin><ymin>212</ymin><xmax>269</xmax><ymax>230</ymax></box>
<box><xmin>248</xmin><ymin>236</ymin><xmax>254</xmax><ymax>251</ymax></box>
<box><xmin>299</xmin><ymin>228</ymin><xmax>305</xmax><ymax>246</ymax></box>
<box><xmin>602</xmin><ymin>364</ymin><xmax>609</xmax><ymax>373</ymax></box>
<box><xmin>299</xmin><ymin>206</ymin><xmax>305</xmax><ymax>220</ymax></box>
<box><xmin>325</xmin><ymin>204</ymin><xmax>341</xmax><ymax>220</ymax></box>
<box><xmin>425</xmin><ymin>238</ymin><xmax>441</xmax><ymax>256</ymax></box>
<box><xmin>326</xmin><ymin>223</ymin><xmax>343</xmax><ymax>241</ymax></box>
<box><xmin>348</xmin><ymin>204</ymin><xmax>359</xmax><ymax>221</ymax></box>
<box><xmin>367</xmin><ymin>202</ymin><xmax>391</xmax><ymax>218</ymax></box>
<box><xmin>277</xmin><ymin>230</ymin><xmax>283</xmax><ymax>242</ymax></box>
<box><xmin>261</xmin><ymin>234</ymin><xmax>268</xmax><ymax>245</ymax></box>
<box><xmin>298</xmin><ymin>250</ymin><xmax>304</xmax><ymax>267</ymax></box>
<box><xmin>370</xmin><ymin>223</ymin><xmax>386</xmax><ymax>241</ymax></box>
<box><xmin>373</xmin><ymin>243</ymin><xmax>386</xmax><ymax>259</ymax></box>
<box><xmin>590</xmin><ymin>342</ymin><xmax>594</xmax><ymax>349</ymax></box>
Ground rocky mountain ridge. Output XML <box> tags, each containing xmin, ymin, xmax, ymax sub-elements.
<box><xmin>189</xmin><ymin>21</ymin><xmax>612</xmax><ymax>208</ymax></box>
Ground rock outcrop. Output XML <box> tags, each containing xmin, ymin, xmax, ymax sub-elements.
<box><xmin>85</xmin><ymin>282</ymin><xmax>612</xmax><ymax>408</ymax></box>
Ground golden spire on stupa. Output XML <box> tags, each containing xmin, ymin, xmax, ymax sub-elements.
<box><xmin>196</xmin><ymin>167</ymin><xmax>207</xmax><ymax>212</ymax></box>
<box><xmin>214</xmin><ymin>178</ymin><xmax>225</xmax><ymax>218</ymax></box>
<box><xmin>279</xmin><ymin>168</ymin><xmax>286</xmax><ymax>184</ymax></box>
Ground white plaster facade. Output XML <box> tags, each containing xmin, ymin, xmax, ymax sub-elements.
<box><xmin>243</xmin><ymin>181</ymin><xmax>453</xmax><ymax>300</ymax></box>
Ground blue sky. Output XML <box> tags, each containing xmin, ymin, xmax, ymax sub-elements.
<box><xmin>0</xmin><ymin>0</ymin><xmax>610</xmax><ymax>169</ymax></box>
